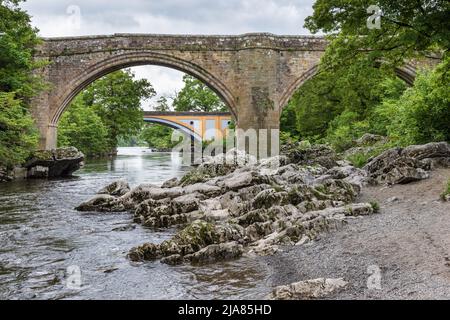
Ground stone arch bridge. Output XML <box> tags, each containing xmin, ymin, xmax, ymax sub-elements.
<box><xmin>31</xmin><ymin>33</ymin><xmax>436</xmax><ymax>150</ymax></box>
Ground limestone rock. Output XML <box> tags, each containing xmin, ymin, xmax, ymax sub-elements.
<box><xmin>364</xmin><ymin>142</ymin><xmax>450</xmax><ymax>185</ymax></box>
<box><xmin>128</xmin><ymin>220</ymin><xmax>245</xmax><ymax>263</ymax></box>
<box><xmin>402</xmin><ymin>142</ymin><xmax>450</xmax><ymax>160</ymax></box>
<box><xmin>161</xmin><ymin>177</ymin><xmax>179</xmax><ymax>188</ymax></box>
<box><xmin>188</xmin><ymin>242</ymin><xmax>244</xmax><ymax>264</ymax></box>
<box><xmin>282</xmin><ymin>143</ymin><xmax>340</xmax><ymax>169</ymax></box>
<box><xmin>97</xmin><ymin>179</ymin><xmax>130</xmax><ymax>197</ymax></box>
<box><xmin>356</xmin><ymin>133</ymin><xmax>387</xmax><ymax>146</ymax></box>
<box><xmin>75</xmin><ymin>194</ymin><xmax>125</xmax><ymax>212</ymax></box>
<box><xmin>25</xmin><ymin>147</ymin><xmax>84</xmax><ymax>178</ymax></box>
<box><xmin>161</xmin><ymin>254</ymin><xmax>183</xmax><ymax>265</ymax></box>
<box><xmin>270</xmin><ymin>278</ymin><xmax>348</xmax><ymax>300</ymax></box>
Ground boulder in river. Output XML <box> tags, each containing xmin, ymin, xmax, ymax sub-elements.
<box><xmin>75</xmin><ymin>194</ymin><xmax>126</xmax><ymax>212</ymax></box>
<box><xmin>25</xmin><ymin>147</ymin><xmax>84</xmax><ymax>179</ymax></box>
<box><xmin>97</xmin><ymin>179</ymin><xmax>130</xmax><ymax>197</ymax></box>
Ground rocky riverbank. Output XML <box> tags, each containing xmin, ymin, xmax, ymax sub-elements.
<box><xmin>0</xmin><ymin>147</ymin><xmax>84</xmax><ymax>182</ymax></box>
<box><xmin>265</xmin><ymin>166</ymin><xmax>450</xmax><ymax>299</ymax></box>
<box><xmin>76</xmin><ymin>141</ymin><xmax>450</xmax><ymax>298</ymax></box>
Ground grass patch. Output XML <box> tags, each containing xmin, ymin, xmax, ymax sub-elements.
<box><xmin>345</xmin><ymin>143</ymin><xmax>393</xmax><ymax>168</ymax></box>
<box><xmin>440</xmin><ymin>179</ymin><xmax>450</xmax><ymax>201</ymax></box>
<box><xmin>346</xmin><ymin>152</ymin><xmax>374</xmax><ymax>168</ymax></box>
<box><xmin>370</xmin><ymin>201</ymin><xmax>380</xmax><ymax>213</ymax></box>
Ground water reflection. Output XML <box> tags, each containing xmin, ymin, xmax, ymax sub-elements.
<box><xmin>0</xmin><ymin>147</ymin><xmax>270</xmax><ymax>300</ymax></box>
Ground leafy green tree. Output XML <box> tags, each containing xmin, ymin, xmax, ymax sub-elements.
<box><xmin>0</xmin><ymin>92</ymin><xmax>38</xmax><ymax>167</ymax></box>
<box><xmin>0</xmin><ymin>0</ymin><xmax>44</xmax><ymax>99</ymax></box>
<box><xmin>0</xmin><ymin>0</ymin><xmax>42</xmax><ymax>167</ymax></box>
<box><xmin>140</xmin><ymin>124</ymin><xmax>175</xmax><ymax>150</ymax></box>
<box><xmin>57</xmin><ymin>96</ymin><xmax>109</xmax><ymax>157</ymax></box>
<box><xmin>379</xmin><ymin>57</ymin><xmax>450</xmax><ymax>145</ymax></box>
<box><xmin>154</xmin><ymin>96</ymin><xmax>171</xmax><ymax>112</ymax></box>
<box><xmin>280</xmin><ymin>0</ymin><xmax>448</xmax><ymax>152</ymax></box>
<box><xmin>173</xmin><ymin>75</ymin><xmax>227</xmax><ymax>112</ymax></box>
<box><xmin>305</xmin><ymin>0</ymin><xmax>449</xmax><ymax>67</ymax></box>
<box><xmin>82</xmin><ymin>69</ymin><xmax>155</xmax><ymax>152</ymax></box>
<box><xmin>281</xmin><ymin>57</ymin><xmax>406</xmax><ymax>150</ymax></box>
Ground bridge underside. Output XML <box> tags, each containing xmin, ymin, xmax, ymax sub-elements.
<box><xmin>30</xmin><ymin>33</ymin><xmax>437</xmax><ymax>153</ymax></box>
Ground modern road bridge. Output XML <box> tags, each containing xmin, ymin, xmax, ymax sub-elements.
<box><xmin>143</xmin><ymin>111</ymin><xmax>232</xmax><ymax>141</ymax></box>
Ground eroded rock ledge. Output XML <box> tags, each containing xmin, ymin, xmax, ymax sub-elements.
<box><xmin>364</xmin><ymin>142</ymin><xmax>450</xmax><ymax>185</ymax></box>
<box><xmin>76</xmin><ymin>142</ymin><xmax>450</xmax><ymax>266</ymax></box>
<box><xmin>25</xmin><ymin>147</ymin><xmax>84</xmax><ymax>179</ymax></box>
<box><xmin>1</xmin><ymin>147</ymin><xmax>85</xmax><ymax>182</ymax></box>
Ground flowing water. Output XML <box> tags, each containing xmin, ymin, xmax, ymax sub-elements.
<box><xmin>0</xmin><ymin>147</ymin><xmax>271</xmax><ymax>300</ymax></box>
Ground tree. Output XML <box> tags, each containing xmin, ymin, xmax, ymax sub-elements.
<box><xmin>0</xmin><ymin>0</ymin><xmax>44</xmax><ymax>100</ymax></box>
<box><xmin>82</xmin><ymin>69</ymin><xmax>156</xmax><ymax>152</ymax></box>
<box><xmin>173</xmin><ymin>75</ymin><xmax>227</xmax><ymax>112</ymax></box>
<box><xmin>0</xmin><ymin>92</ymin><xmax>38</xmax><ymax>167</ymax></box>
<box><xmin>305</xmin><ymin>0</ymin><xmax>449</xmax><ymax>67</ymax></box>
<box><xmin>58</xmin><ymin>96</ymin><xmax>109</xmax><ymax>157</ymax></box>
<box><xmin>281</xmin><ymin>56</ymin><xmax>406</xmax><ymax>150</ymax></box>
<box><xmin>379</xmin><ymin>57</ymin><xmax>450</xmax><ymax>145</ymax></box>
<box><xmin>280</xmin><ymin>0</ymin><xmax>449</xmax><ymax>152</ymax></box>
<box><xmin>0</xmin><ymin>0</ymin><xmax>41</xmax><ymax>167</ymax></box>
<box><xmin>153</xmin><ymin>96</ymin><xmax>171</xmax><ymax>112</ymax></box>
<box><xmin>140</xmin><ymin>124</ymin><xmax>175</xmax><ymax>150</ymax></box>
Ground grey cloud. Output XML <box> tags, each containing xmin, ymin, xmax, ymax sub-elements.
<box><xmin>22</xmin><ymin>0</ymin><xmax>314</xmax><ymax>35</ymax></box>
<box><xmin>98</xmin><ymin>13</ymin><xmax>140</xmax><ymax>28</ymax></box>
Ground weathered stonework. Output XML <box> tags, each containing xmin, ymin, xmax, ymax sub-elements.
<box><xmin>31</xmin><ymin>33</ymin><xmax>431</xmax><ymax>150</ymax></box>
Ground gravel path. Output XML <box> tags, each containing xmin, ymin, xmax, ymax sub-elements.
<box><xmin>263</xmin><ymin>168</ymin><xmax>450</xmax><ymax>299</ymax></box>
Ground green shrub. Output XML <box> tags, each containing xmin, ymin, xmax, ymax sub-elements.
<box><xmin>382</xmin><ymin>58</ymin><xmax>450</xmax><ymax>146</ymax></box>
<box><xmin>370</xmin><ymin>201</ymin><xmax>380</xmax><ymax>213</ymax></box>
<box><xmin>0</xmin><ymin>92</ymin><xmax>38</xmax><ymax>168</ymax></box>
<box><xmin>346</xmin><ymin>152</ymin><xmax>373</xmax><ymax>168</ymax></box>
<box><xmin>441</xmin><ymin>180</ymin><xmax>450</xmax><ymax>201</ymax></box>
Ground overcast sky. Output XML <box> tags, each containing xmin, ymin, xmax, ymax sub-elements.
<box><xmin>21</xmin><ymin>0</ymin><xmax>315</xmax><ymax>109</ymax></box>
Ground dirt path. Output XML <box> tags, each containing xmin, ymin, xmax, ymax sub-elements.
<box><xmin>263</xmin><ymin>168</ymin><xmax>450</xmax><ymax>299</ymax></box>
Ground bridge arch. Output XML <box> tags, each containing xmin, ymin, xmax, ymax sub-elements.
<box><xmin>143</xmin><ymin>117</ymin><xmax>202</xmax><ymax>142</ymax></box>
<box><xmin>50</xmin><ymin>51</ymin><xmax>237</xmax><ymax>126</ymax></box>
<box><xmin>279</xmin><ymin>63</ymin><xmax>418</xmax><ymax>110</ymax></box>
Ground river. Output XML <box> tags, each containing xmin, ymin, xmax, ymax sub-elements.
<box><xmin>0</xmin><ymin>147</ymin><xmax>271</xmax><ymax>300</ymax></box>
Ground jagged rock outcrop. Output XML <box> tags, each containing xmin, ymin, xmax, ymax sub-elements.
<box><xmin>97</xmin><ymin>179</ymin><xmax>130</xmax><ymax>197</ymax></box>
<box><xmin>270</xmin><ymin>278</ymin><xmax>348</xmax><ymax>300</ymax></box>
<box><xmin>75</xmin><ymin>194</ymin><xmax>126</xmax><ymax>212</ymax></box>
<box><xmin>343</xmin><ymin>134</ymin><xmax>388</xmax><ymax>159</ymax></box>
<box><xmin>76</xmin><ymin>142</ymin><xmax>449</xmax><ymax>265</ymax></box>
<box><xmin>25</xmin><ymin>147</ymin><xmax>84</xmax><ymax>179</ymax></box>
<box><xmin>128</xmin><ymin>220</ymin><xmax>245</xmax><ymax>264</ymax></box>
<box><xmin>77</xmin><ymin>146</ymin><xmax>376</xmax><ymax>264</ymax></box>
<box><xmin>281</xmin><ymin>143</ymin><xmax>340</xmax><ymax>169</ymax></box>
<box><xmin>364</xmin><ymin>142</ymin><xmax>450</xmax><ymax>185</ymax></box>
<box><xmin>356</xmin><ymin>133</ymin><xmax>387</xmax><ymax>146</ymax></box>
